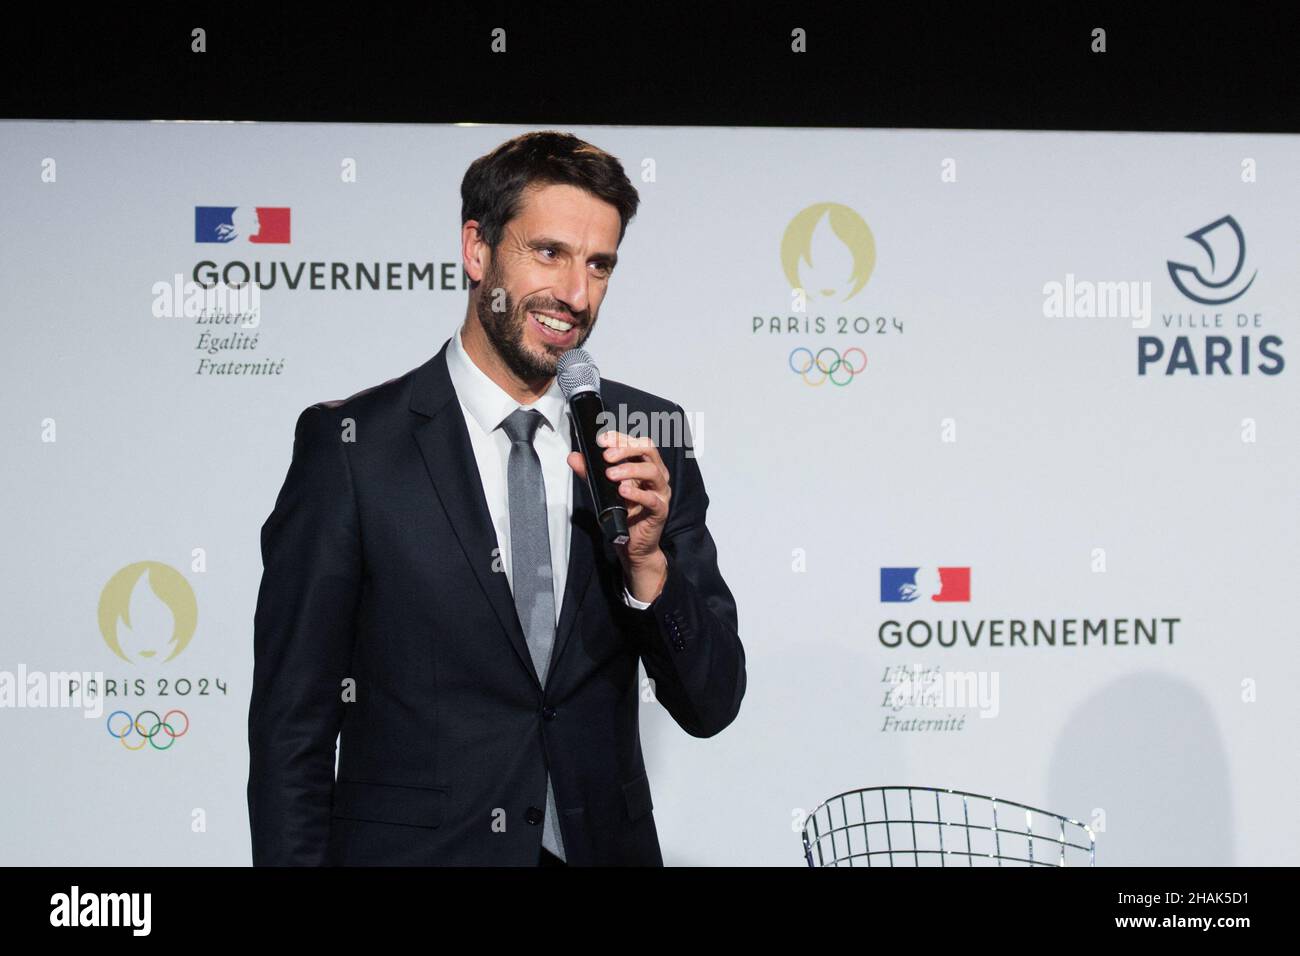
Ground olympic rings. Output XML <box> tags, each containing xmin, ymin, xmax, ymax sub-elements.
<box><xmin>106</xmin><ymin>709</ymin><xmax>190</xmax><ymax>751</ymax></box>
<box><xmin>788</xmin><ymin>346</ymin><xmax>867</xmax><ymax>386</ymax></box>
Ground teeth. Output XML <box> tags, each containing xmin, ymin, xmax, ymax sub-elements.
<box><xmin>532</xmin><ymin>312</ymin><xmax>573</xmax><ymax>332</ymax></box>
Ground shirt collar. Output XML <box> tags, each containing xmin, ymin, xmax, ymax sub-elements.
<box><xmin>446</xmin><ymin>324</ymin><xmax>569</xmax><ymax>438</ymax></box>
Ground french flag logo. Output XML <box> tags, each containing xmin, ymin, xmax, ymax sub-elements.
<box><xmin>194</xmin><ymin>206</ymin><xmax>291</xmax><ymax>243</ymax></box>
<box><xmin>880</xmin><ymin>567</ymin><xmax>971</xmax><ymax>603</ymax></box>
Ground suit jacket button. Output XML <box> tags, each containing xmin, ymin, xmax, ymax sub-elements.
<box><xmin>542</xmin><ymin>706</ymin><xmax>557</xmax><ymax>720</ymax></box>
<box><xmin>526</xmin><ymin>807</ymin><xmax>543</xmax><ymax>825</ymax></box>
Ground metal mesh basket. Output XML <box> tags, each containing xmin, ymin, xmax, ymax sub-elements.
<box><xmin>802</xmin><ymin>786</ymin><xmax>1096</xmax><ymax>867</ymax></box>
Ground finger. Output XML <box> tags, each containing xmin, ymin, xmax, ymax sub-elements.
<box><xmin>617</xmin><ymin>481</ymin><xmax>644</xmax><ymax>517</ymax></box>
<box><xmin>599</xmin><ymin>430</ymin><xmax>655</xmax><ymax>451</ymax></box>
<box><xmin>618</xmin><ymin>481</ymin><xmax>666</xmax><ymax>517</ymax></box>
<box><xmin>598</xmin><ymin>431</ymin><xmax>633</xmax><ymax>461</ymax></box>
<box><xmin>567</xmin><ymin>450</ymin><xmax>587</xmax><ymax>480</ymax></box>
<box><xmin>608</xmin><ymin>453</ymin><xmax>669</xmax><ymax>493</ymax></box>
<box><xmin>605</xmin><ymin>460</ymin><xmax>662</xmax><ymax>488</ymax></box>
<box><xmin>602</xmin><ymin>434</ymin><xmax>661</xmax><ymax>465</ymax></box>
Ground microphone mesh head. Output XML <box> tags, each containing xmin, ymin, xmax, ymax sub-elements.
<box><xmin>557</xmin><ymin>347</ymin><xmax>601</xmax><ymax>397</ymax></box>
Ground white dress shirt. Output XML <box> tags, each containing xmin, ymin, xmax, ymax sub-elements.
<box><xmin>444</xmin><ymin>327</ymin><xmax>651</xmax><ymax>614</ymax></box>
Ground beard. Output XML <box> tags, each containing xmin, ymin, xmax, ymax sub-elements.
<box><xmin>474</xmin><ymin>252</ymin><xmax>592</xmax><ymax>382</ymax></box>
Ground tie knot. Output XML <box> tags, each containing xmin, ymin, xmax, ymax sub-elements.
<box><xmin>501</xmin><ymin>407</ymin><xmax>546</xmax><ymax>444</ymax></box>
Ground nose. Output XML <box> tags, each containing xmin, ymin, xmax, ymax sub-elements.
<box><xmin>553</xmin><ymin>258</ymin><xmax>592</xmax><ymax>318</ymax></box>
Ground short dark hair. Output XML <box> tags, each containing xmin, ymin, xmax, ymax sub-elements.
<box><xmin>460</xmin><ymin>130</ymin><xmax>640</xmax><ymax>253</ymax></box>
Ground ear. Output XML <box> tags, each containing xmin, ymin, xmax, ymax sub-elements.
<box><xmin>461</xmin><ymin>220</ymin><xmax>487</xmax><ymax>284</ymax></box>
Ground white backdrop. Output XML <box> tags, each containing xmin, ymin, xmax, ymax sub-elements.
<box><xmin>1</xmin><ymin>121</ymin><xmax>1296</xmax><ymax>865</ymax></box>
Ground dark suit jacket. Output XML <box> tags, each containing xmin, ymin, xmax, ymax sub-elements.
<box><xmin>247</xmin><ymin>338</ymin><xmax>746</xmax><ymax>865</ymax></box>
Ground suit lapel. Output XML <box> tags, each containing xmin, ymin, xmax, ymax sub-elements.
<box><xmin>409</xmin><ymin>340</ymin><xmax>596</xmax><ymax>690</ymax></box>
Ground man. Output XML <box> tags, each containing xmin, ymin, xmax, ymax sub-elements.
<box><xmin>247</xmin><ymin>130</ymin><xmax>746</xmax><ymax>866</ymax></box>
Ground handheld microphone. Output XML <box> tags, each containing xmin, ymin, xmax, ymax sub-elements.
<box><xmin>557</xmin><ymin>348</ymin><xmax>630</xmax><ymax>546</ymax></box>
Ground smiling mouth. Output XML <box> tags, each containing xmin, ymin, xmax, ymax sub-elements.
<box><xmin>528</xmin><ymin>310</ymin><xmax>580</xmax><ymax>340</ymax></box>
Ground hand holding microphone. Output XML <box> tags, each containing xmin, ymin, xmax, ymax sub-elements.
<box><xmin>558</xmin><ymin>348</ymin><xmax>671</xmax><ymax>602</ymax></box>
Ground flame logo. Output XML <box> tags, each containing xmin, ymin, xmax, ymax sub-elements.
<box><xmin>781</xmin><ymin>202</ymin><xmax>876</xmax><ymax>302</ymax></box>
<box><xmin>97</xmin><ymin>562</ymin><xmax>197</xmax><ymax>663</ymax></box>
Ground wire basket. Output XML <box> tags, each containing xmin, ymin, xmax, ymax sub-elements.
<box><xmin>802</xmin><ymin>786</ymin><xmax>1096</xmax><ymax>867</ymax></box>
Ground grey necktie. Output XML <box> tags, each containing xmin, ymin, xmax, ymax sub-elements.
<box><xmin>500</xmin><ymin>407</ymin><xmax>565</xmax><ymax>861</ymax></box>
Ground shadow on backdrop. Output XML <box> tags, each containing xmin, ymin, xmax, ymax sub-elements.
<box><xmin>1049</xmin><ymin>672</ymin><xmax>1233</xmax><ymax>865</ymax></box>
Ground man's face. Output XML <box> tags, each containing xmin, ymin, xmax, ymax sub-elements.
<box><xmin>473</xmin><ymin>182</ymin><xmax>622</xmax><ymax>382</ymax></box>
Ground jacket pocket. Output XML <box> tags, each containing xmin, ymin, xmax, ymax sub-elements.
<box><xmin>331</xmin><ymin>779</ymin><xmax>446</xmax><ymax>828</ymax></box>
<box><xmin>622</xmin><ymin>772</ymin><xmax>654</xmax><ymax>822</ymax></box>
